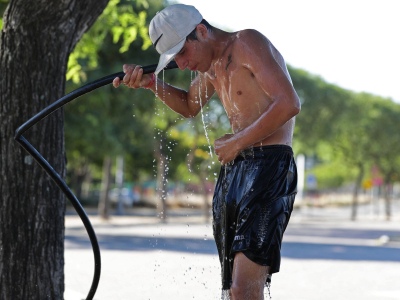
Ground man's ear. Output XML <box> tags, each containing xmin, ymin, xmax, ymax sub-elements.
<box><xmin>196</xmin><ymin>24</ymin><xmax>208</xmax><ymax>40</ymax></box>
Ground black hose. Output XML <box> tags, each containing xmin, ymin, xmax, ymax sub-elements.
<box><xmin>14</xmin><ymin>61</ymin><xmax>178</xmax><ymax>300</ymax></box>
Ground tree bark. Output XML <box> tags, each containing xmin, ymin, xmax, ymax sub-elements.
<box><xmin>383</xmin><ymin>182</ymin><xmax>392</xmax><ymax>221</ymax></box>
<box><xmin>155</xmin><ymin>134</ymin><xmax>168</xmax><ymax>222</ymax></box>
<box><xmin>200</xmin><ymin>161</ymin><xmax>211</xmax><ymax>223</ymax></box>
<box><xmin>69</xmin><ymin>160</ymin><xmax>90</xmax><ymax>200</ymax></box>
<box><xmin>98</xmin><ymin>156</ymin><xmax>112</xmax><ymax>219</ymax></box>
<box><xmin>0</xmin><ymin>0</ymin><xmax>108</xmax><ymax>298</ymax></box>
<box><xmin>351</xmin><ymin>165</ymin><xmax>364</xmax><ymax>221</ymax></box>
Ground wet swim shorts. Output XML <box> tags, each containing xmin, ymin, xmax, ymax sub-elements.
<box><xmin>212</xmin><ymin>145</ymin><xmax>297</xmax><ymax>290</ymax></box>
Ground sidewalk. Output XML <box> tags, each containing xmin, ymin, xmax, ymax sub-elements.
<box><xmin>65</xmin><ymin>205</ymin><xmax>400</xmax><ymax>300</ymax></box>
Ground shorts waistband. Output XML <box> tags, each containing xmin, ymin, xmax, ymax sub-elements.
<box><xmin>234</xmin><ymin>145</ymin><xmax>293</xmax><ymax>162</ymax></box>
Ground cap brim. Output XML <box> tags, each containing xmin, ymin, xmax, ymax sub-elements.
<box><xmin>154</xmin><ymin>39</ymin><xmax>186</xmax><ymax>75</ymax></box>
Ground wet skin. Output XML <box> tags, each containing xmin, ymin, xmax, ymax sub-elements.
<box><xmin>113</xmin><ymin>25</ymin><xmax>300</xmax><ymax>166</ymax></box>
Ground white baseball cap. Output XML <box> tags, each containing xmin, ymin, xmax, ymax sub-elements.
<box><xmin>149</xmin><ymin>4</ymin><xmax>203</xmax><ymax>75</ymax></box>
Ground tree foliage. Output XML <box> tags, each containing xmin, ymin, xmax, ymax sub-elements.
<box><xmin>67</xmin><ymin>0</ymin><xmax>152</xmax><ymax>83</ymax></box>
<box><xmin>289</xmin><ymin>65</ymin><xmax>400</xmax><ymax>219</ymax></box>
<box><xmin>62</xmin><ymin>0</ymin><xmax>230</xmax><ymax>213</ymax></box>
<box><xmin>27</xmin><ymin>0</ymin><xmax>398</xmax><ymax>217</ymax></box>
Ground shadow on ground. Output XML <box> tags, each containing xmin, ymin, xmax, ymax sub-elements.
<box><xmin>65</xmin><ymin>230</ymin><xmax>400</xmax><ymax>262</ymax></box>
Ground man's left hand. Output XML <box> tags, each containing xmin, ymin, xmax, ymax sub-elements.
<box><xmin>214</xmin><ymin>134</ymin><xmax>240</xmax><ymax>165</ymax></box>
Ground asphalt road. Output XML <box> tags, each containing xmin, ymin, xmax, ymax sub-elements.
<box><xmin>64</xmin><ymin>204</ymin><xmax>400</xmax><ymax>300</ymax></box>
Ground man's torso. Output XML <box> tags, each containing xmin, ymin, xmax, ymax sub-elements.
<box><xmin>205</xmin><ymin>30</ymin><xmax>295</xmax><ymax>147</ymax></box>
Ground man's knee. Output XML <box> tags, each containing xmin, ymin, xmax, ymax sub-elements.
<box><xmin>230</xmin><ymin>282</ymin><xmax>246</xmax><ymax>299</ymax></box>
<box><xmin>230</xmin><ymin>252</ymin><xmax>269</xmax><ymax>299</ymax></box>
<box><xmin>230</xmin><ymin>279</ymin><xmax>264</xmax><ymax>300</ymax></box>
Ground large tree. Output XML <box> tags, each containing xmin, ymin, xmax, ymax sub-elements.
<box><xmin>0</xmin><ymin>0</ymin><xmax>108</xmax><ymax>298</ymax></box>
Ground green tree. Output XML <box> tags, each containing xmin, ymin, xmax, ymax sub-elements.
<box><xmin>63</xmin><ymin>0</ymin><xmax>230</xmax><ymax>222</ymax></box>
<box><xmin>333</xmin><ymin>94</ymin><xmax>375</xmax><ymax>219</ymax></box>
<box><xmin>289</xmin><ymin>66</ymin><xmax>352</xmax><ymax>154</ymax></box>
<box><xmin>363</xmin><ymin>97</ymin><xmax>400</xmax><ymax>220</ymax></box>
<box><xmin>64</xmin><ymin>0</ymin><xmax>163</xmax><ymax>218</ymax></box>
<box><xmin>290</xmin><ymin>65</ymin><xmax>400</xmax><ymax>221</ymax></box>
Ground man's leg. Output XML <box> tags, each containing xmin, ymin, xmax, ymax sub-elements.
<box><xmin>230</xmin><ymin>252</ymin><xmax>270</xmax><ymax>300</ymax></box>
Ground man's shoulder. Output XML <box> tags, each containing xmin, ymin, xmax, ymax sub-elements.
<box><xmin>231</xmin><ymin>29</ymin><xmax>271</xmax><ymax>59</ymax></box>
<box><xmin>237</xmin><ymin>29</ymin><xmax>266</xmax><ymax>40</ymax></box>
<box><xmin>233</xmin><ymin>29</ymin><xmax>270</xmax><ymax>49</ymax></box>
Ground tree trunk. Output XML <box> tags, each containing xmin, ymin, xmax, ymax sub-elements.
<box><xmin>69</xmin><ymin>160</ymin><xmax>90</xmax><ymax>200</ymax></box>
<box><xmin>98</xmin><ymin>156</ymin><xmax>112</xmax><ymax>219</ymax></box>
<box><xmin>155</xmin><ymin>134</ymin><xmax>168</xmax><ymax>222</ymax></box>
<box><xmin>200</xmin><ymin>160</ymin><xmax>211</xmax><ymax>223</ymax></box>
<box><xmin>0</xmin><ymin>1</ymin><xmax>108</xmax><ymax>299</ymax></box>
<box><xmin>383</xmin><ymin>182</ymin><xmax>392</xmax><ymax>221</ymax></box>
<box><xmin>351</xmin><ymin>165</ymin><xmax>364</xmax><ymax>221</ymax></box>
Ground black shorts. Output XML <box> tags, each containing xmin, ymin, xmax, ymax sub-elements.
<box><xmin>212</xmin><ymin>145</ymin><xmax>297</xmax><ymax>290</ymax></box>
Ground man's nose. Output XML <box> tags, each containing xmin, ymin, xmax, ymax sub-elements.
<box><xmin>174</xmin><ymin>56</ymin><xmax>187</xmax><ymax>70</ymax></box>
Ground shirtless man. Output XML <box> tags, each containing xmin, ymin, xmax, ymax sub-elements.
<box><xmin>113</xmin><ymin>4</ymin><xmax>301</xmax><ymax>299</ymax></box>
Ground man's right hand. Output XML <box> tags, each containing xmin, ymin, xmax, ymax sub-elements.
<box><xmin>113</xmin><ymin>64</ymin><xmax>155</xmax><ymax>89</ymax></box>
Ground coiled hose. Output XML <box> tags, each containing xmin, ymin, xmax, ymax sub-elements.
<box><xmin>14</xmin><ymin>61</ymin><xmax>178</xmax><ymax>300</ymax></box>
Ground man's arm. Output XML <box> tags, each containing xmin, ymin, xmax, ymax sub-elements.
<box><xmin>113</xmin><ymin>64</ymin><xmax>215</xmax><ymax>118</ymax></box>
<box><xmin>233</xmin><ymin>38</ymin><xmax>301</xmax><ymax>146</ymax></box>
